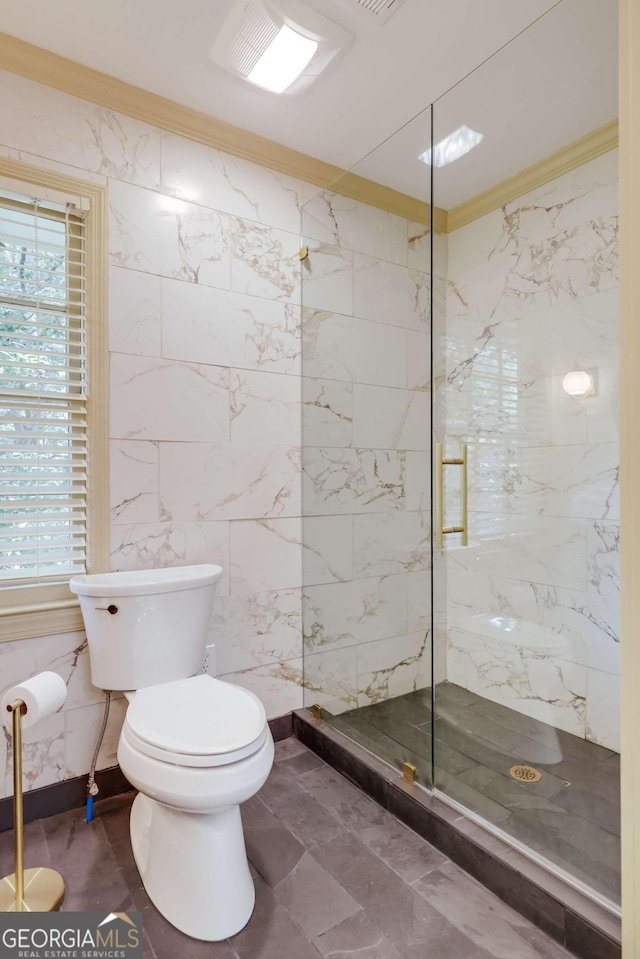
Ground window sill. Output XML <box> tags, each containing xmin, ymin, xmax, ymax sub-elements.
<box><xmin>0</xmin><ymin>600</ymin><xmax>84</xmax><ymax>642</ymax></box>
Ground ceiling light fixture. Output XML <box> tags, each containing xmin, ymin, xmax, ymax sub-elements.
<box><xmin>418</xmin><ymin>125</ymin><xmax>485</xmax><ymax>168</ymax></box>
<box><xmin>210</xmin><ymin>0</ymin><xmax>352</xmax><ymax>95</ymax></box>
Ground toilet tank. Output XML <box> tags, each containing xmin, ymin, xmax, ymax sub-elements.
<box><xmin>69</xmin><ymin>565</ymin><xmax>223</xmax><ymax>691</ymax></box>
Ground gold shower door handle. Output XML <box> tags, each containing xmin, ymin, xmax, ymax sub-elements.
<box><xmin>435</xmin><ymin>443</ymin><xmax>468</xmax><ymax>550</ymax></box>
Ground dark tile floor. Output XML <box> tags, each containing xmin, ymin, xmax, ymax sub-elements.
<box><xmin>328</xmin><ymin>682</ymin><xmax>621</xmax><ymax>904</ymax></box>
<box><xmin>0</xmin><ymin>737</ymin><xmax>576</xmax><ymax>958</ymax></box>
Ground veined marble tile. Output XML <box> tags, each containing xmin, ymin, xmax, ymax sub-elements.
<box><xmin>357</xmin><ymin>631</ymin><xmax>430</xmax><ymax>707</ymax></box>
<box><xmin>351</xmin><ymin>315</ymin><xmax>411</xmax><ymax>388</ymax></box>
<box><xmin>0</xmin><ymin>633</ymin><xmax>102</xmax><ymax>713</ymax></box>
<box><xmin>585</xmin><ymin>668</ymin><xmax>620</xmax><ymax>752</ymax></box>
<box><xmin>3</xmin><ymin>712</ymin><xmax>65</xmax><ymax>797</ymax></box>
<box><xmin>352</xmin><ymin>385</ymin><xmax>429</xmax><ymax>451</ymax></box>
<box><xmin>303</xmin><ymin>448</ymin><xmax>405</xmax><ymax>515</ymax></box>
<box><xmin>110</xmin><ymin>521</ymin><xmax>230</xmax><ymax>597</ymax></box>
<box><xmin>63</xmin><ymin>699</ymin><xmax>128</xmax><ymax>779</ymax></box>
<box><xmin>302</xmin><ymin>191</ymin><xmax>408</xmax><ymax>266</ymax></box>
<box><xmin>447</xmin><ymin>625</ymin><xmax>587</xmax><ymax>738</ymax></box>
<box><xmin>408</xmin><ymin>570</ymin><xmax>431</xmax><ymax>633</ymax></box>
<box><xmin>302</xmin><ymin>309</ymin><xmax>355</xmax><ymax>382</ymax></box>
<box><xmin>406</xmin><ymin>330</ymin><xmax>431</xmax><ymax>392</ymax></box>
<box><xmin>301</xmin><ymin>240</ymin><xmax>354</xmax><ymax>315</ymax></box>
<box><xmin>303</xmin><ymin>574</ymin><xmax>407</xmax><ymax>652</ymax></box>
<box><xmin>405</xmin><ymin>451</ymin><xmax>430</xmax><ymax>510</ymax></box>
<box><xmin>161</xmin><ymin>278</ymin><xmax>301</xmax><ymax>375</ymax></box>
<box><xmin>302</xmin><ymin>515</ymin><xmax>353</xmax><ymax>586</ymax></box>
<box><xmin>521</xmin><ymin>443</ymin><xmax>619</xmax><ymax>520</ymax></box>
<box><xmin>303</xmin><ymin>646</ymin><xmax>358</xmax><ymax>715</ymax></box>
<box><xmin>110</xmin><ymin>354</ymin><xmax>230</xmax><ymax>443</ymax></box>
<box><xmin>353</xmin><ymin>512</ymin><xmax>430</xmax><ymax>578</ymax></box>
<box><xmin>220</xmin><ymin>660</ymin><xmax>304</xmax><ymax>719</ymax></box>
<box><xmin>230</xmin><ymin>369</ymin><xmax>300</xmax><ymax>447</ymax></box>
<box><xmin>109</xmin><ymin>267</ymin><xmax>161</xmax><ymax>357</ymax></box>
<box><xmin>303</xmin><ymin>377</ymin><xmax>353</xmax><ymax>448</ymax></box>
<box><xmin>0</xmin><ymin>143</ymin><xmax>107</xmax><ymax>187</ymax></box>
<box><xmin>0</xmin><ymin>71</ymin><xmax>161</xmax><ymax>188</ymax></box>
<box><xmin>588</xmin><ymin>520</ymin><xmax>619</xmax><ymax>599</ymax></box>
<box><xmin>354</xmin><ymin>254</ymin><xmax>429</xmax><ymax>331</ymax></box>
<box><xmin>445</xmin><ymin>515</ymin><xmax>588</xmax><ymax>591</ymax></box>
<box><xmin>109</xmin><ymin>180</ymin><xmax>231</xmax><ymax>287</ymax></box>
<box><xmin>160</xmin><ymin>132</ymin><xmax>303</xmax><ymax>233</ymax></box>
<box><xmin>210</xmin><ymin>588</ymin><xmax>302</xmax><ymax>674</ymax></box>
<box><xmin>230</xmin><ymin>217</ymin><xmax>300</xmax><ymax>302</ymax></box>
<box><xmin>586</xmin><ymin>216</ymin><xmax>618</xmax><ymax>292</ymax></box>
<box><xmin>110</xmin><ymin>440</ymin><xmax>159</xmax><ymax>524</ymax></box>
<box><xmin>586</xmin><ymin>366</ymin><xmax>618</xmax><ymax>445</ymax></box>
<box><xmin>230</xmin><ymin>518</ymin><xmax>302</xmax><ymax>595</ymax></box>
<box><xmin>159</xmin><ymin>442</ymin><xmax>300</xmax><ymax>521</ymax></box>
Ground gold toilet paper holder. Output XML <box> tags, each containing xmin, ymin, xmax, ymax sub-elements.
<box><xmin>0</xmin><ymin>699</ymin><xmax>65</xmax><ymax>911</ymax></box>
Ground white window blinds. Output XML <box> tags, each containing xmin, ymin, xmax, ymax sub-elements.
<box><xmin>0</xmin><ymin>187</ymin><xmax>88</xmax><ymax>587</ymax></box>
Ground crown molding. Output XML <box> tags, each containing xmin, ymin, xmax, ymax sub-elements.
<box><xmin>446</xmin><ymin>120</ymin><xmax>619</xmax><ymax>233</ymax></box>
<box><xmin>0</xmin><ymin>30</ymin><xmax>446</xmax><ymax>228</ymax></box>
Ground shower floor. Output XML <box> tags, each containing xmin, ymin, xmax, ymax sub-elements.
<box><xmin>327</xmin><ymin>682</ymin><xmax>620</xmax><ymax>905</ymax></box>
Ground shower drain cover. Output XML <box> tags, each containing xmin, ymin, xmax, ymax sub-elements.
<box><xmin>509</xmin><ymin>764</ymin><xmax>542</xmax><ymax>784</ymax></box>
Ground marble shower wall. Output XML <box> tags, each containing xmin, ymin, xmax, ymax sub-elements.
<box><xmin>441</xmin><ymin>149</ymin><xmax>620</xmax><ymax>751</ymax></box>
<box><xmin>299</xmin><ymin>192</ymin><xmax>433</xmax><ymax>715</ymax></box>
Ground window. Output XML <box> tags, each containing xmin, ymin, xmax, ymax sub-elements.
<box><xmin>0</xmin><ymin>162</ymin><xmax>107</xmax><ymax>641</ymax></box>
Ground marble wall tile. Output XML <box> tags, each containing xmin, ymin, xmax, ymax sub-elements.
<box><xmin>109</xmin><ymin>180</ymin><xmax>231</xmax><ymax>287</ymax></box>
<box><xmin>220</xmin><ymin>660</ymin><xmax>304</xmax><ymax>719</ymax></box>
<box><xmin>302</xmin><ymin>516</ymin><xmax>353</xmax><ymax>586</ymax></box>
<box><xmin>350</xmin><ymin>316</ymin><xmax>411</xmax><ymax>389</ymax></box>
<box><xmin>230</xmin><ymin>369</ymin><xmax>300</xmax><ymax>447</ymax></box>
<box><xmin>357</xmin><ymin>631</ymin><xmax>430</xmax><ymax>707</ymax></box>
<box><xmin>406</xmin><ymin>330</ymin><xmax>431</xmax><ymax>392</ymax></box>
<box><xmin>110</xmin><ymin>440</ymin><xmax>160</xmax><ymax>524</ymax></box>
<box><xmin>159</xmin><ymin>442</ymin><xmax>301</xmax><ymax>521</ymax></box>
<box><xmin>303</xmin><ymin>377</ymin><xmax>353</xmax><ymax>448</ymax></box>
<box><xmin>230</xmin><ymin>519</ymin><xmax>302</xmax><ymax>595</ymax></box>
<box><xmin>161</xmin><ymin>279</ymin><xmax>301</xmax><ymax>375</ymax></box>
<box><xmin>110</xmin><ymin>521</ymin><xmax>230</xmax><ymax>597</ymax></box>
<box><xmin>110</xmin><ymin>354</ymin><xmax>230</xmax><ymax>443</ymax></box>
<box><xmin>405</xmin><ymin>451</ymin><xmax>430</xmax><ymax>511</ymax></box>
<box><xmin>4</xmin><ymin>713</ymin><xmax>66</xmax><ymax>795</ymax></box>
<box><xmin>211</xmin><ymin>588</ymin><xmax>302</xmax><ymax>675</ymax></box>
<box><xmin>109</xmin><ymin>267</ymin><xmax>161</xmax><ymax>356</ymax></box>
<box><xmin>353</xmin><ymin>512</ymin><xmax>430</xmax><ymax>578</ymax></box>
<box><xmin>586</xmin><ymin>216</ymin><xmax>618</xmax><ymax>292</ymax></box>
<box><xmin>408</xmin><ymin>571</ymin><xmax>431</xmax><ymax>633</ymax></box>
<box><xmin>161</xmin><ymin>132</ymin><xmax>303</xmax><ymax>233</ymax></box>
<box><xmin>303</xmin><ymin>647</ymin><xmax>358</xmax><ymax>715</ymax></box>
<box><xmin>447</xmin><ymin>625</ymin><xmax>587</xmax><ymax>738</ymax></box>
<box><xmin>0</xmin><ymin>632</ymin><xmax>101</xmax><ymax>713</ymax></box>
<box><xmin>302</xmin><ymin>192</ymin><xmax>408</xmax><ymax>266</ymax></box>
<box><xmin>0</xmin><ymin>71</ymin><xmax>161</xmax><ymax>188</ymax></box>
<box><xmin>303</xmin><ymin>448</ymin><xmax>405</xmax><ymax>515</ymax></box>
<box><xmin>303</xmin><ymin>574</ymin><xmax>408</xmax><ymax>653</ymax></box>
<box><xmin>352</xmin><ymin>385</ymin><xmax>429</xmax><ymax>450</ymax></box>
<box><xmin>230</xmin><ymin>217</ymin><xmax>300</xmax><ymax>302</ymax></box>
<box><xmin>354</xmin><ymin>254</ymin><xmax>429</xmax><ymax>331</ymax></box>
<box><xmin>585</xmin><ymin>668</ymin><xmax>620</xmax><ymax>752</ymax></box>
<box><xmin>63</xmin><ymin>699</ymin><xmax>128</xmax><ymax>779</ymax></box>
<box><xmin>521</xmin><ymin>443</ymin><xmax>619</xmax><ymax>520</ymax></box>
<box><xmin>301</xmin><ymin>241</ymin><xmax>354</xmax><ymax>314</ymax></box>
<box><xmin>587</xmin><ymin>521</ymin><xmax>620</xmax><ymax>599</ymax></box>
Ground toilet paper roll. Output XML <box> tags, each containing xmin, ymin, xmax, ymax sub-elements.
<box><xmin>2</xmin><ymin>671</ymin><xmax>67</xmax><ymax>730</ymax></box>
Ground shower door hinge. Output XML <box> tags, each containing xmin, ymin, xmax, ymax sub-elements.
<box><xmin>299</xmin><ymin>245</ymin><xmax>309</xmax><ymax>261</ymax></box>
<box><xmin>311</xmin><ymin>703</ymin><xmax>322</xmax><ymax>721</ymax></box>
<box><xmin>402</xmin><ymin>762</ymin><xmax>416</xmax><ymax>784</ymax></box>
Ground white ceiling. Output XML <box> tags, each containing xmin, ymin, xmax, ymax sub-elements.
<box><xmin>0</xmin><ymin>0</ymin><xmax>617</xmax><ymax>205</ymax></box>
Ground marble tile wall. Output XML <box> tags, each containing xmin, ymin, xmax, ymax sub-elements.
<box><xmin>299</xmin><ymin>191</ymin><xmax>433</xmax><ymax>716</ymax></box>
<box><xmin>0</xmin><ymin>70</ymin><xmax>432</xmax><ymax>797</ymax></box>
<box><xmin>441</xmin><ymin>149</ymin><xmax>620</xmax><ymax>751</ymax></box>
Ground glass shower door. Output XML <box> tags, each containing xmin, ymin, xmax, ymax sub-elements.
<box><xmin>432</xmin><ymin>0</ymin><xmax>620</xmax><ymax>906</ymax></box>
<box><xmin>300</xmin><ymin>106</ymin><xmax>435</xmax><ymax>790</ymax></box>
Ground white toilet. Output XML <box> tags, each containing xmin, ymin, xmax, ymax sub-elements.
<box><xmin>69</xmin><ymin>564</ymin><xmax>274</xmax><ymax>942</ymax></box>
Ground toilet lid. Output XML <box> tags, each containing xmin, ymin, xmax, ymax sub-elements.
<box><xmin>125</xmin><ymin>674</ymin><xmax>267</xmax><ymax>759</ymax></box>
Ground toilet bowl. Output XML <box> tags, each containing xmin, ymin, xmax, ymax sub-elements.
<box><xmin>69</xmin><ymin>565</ymin><xmax>274</xmax><ymax>942</ymax></box>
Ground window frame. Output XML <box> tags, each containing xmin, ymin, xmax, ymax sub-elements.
<box><xmin>0</xmin><ymin>159</ymin><xmax>108</xmax><ymax>642</ymax></box>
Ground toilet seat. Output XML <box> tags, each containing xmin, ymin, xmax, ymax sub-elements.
<box><xmin>124</xmin><ymin>674</ymin><xmax>268</xmax><ymax>768</ymax></box>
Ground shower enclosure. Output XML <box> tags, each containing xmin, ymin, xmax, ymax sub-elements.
<box><xmin>301</xmin><ymin>0</ymin><xmax>619</xmax><ymax>913</ymax></box>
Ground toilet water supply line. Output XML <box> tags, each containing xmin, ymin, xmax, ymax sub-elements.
<box><xmin>86</xmin><ymin>690</ymin><xmax>111</xmax><ymax>822</ymax></box>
